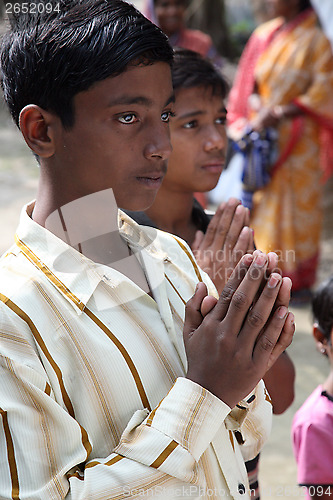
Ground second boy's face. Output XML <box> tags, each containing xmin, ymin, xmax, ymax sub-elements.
<box><xmin>163</xmin><ymin>85</ymin><xmax>227</xmax><ymax>193</ymax></box>
<box><xmin>54</xmin><ymin>62</ymin><xmax>174</xmax><ymax>211</ymax></box>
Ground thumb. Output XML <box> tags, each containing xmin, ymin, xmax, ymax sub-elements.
<box><xmin>192</xmin><ymin>230</ymin><xmax>204</xmax><ymax>252</ymax></box>
<box><xmin>201</xmin><ymin>295</ymin><xmax>218</xmax><ymax>317</ymax></box>
<box><xmin>183</xmin><ymin>282</ymin><xmax>208</xmax><ymax>340</ymax></box>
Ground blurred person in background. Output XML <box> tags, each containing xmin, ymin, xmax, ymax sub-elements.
<box><xmin>227</xmin><ymin>0</ymin><xmax>333</xmax><ymax>303</ymax></box>
<box><xmin>292</xmin><ymin>276</ymin><xmax>333</xmax><ymax>498</ymax></box>
<box><xmin>143</xmin><ymin>0</ymin><xmax>223</xmax><ymax>67</ymax></box>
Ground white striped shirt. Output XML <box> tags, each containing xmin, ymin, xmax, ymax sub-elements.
<box><xmin>0</xmin><ymin>202</ymin><xmax>272</xmax><ymax>499</ymax></box>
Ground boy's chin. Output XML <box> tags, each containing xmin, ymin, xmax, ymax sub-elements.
<box><xmin>120</xmin><ymin>194</ymin><xmax>157</xmax><ymax>213</ymax></box>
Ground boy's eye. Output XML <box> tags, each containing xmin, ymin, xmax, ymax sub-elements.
<box><xmin>161</xmin><ymin>111</ymin><xmax>175</xmax><ymax>123</ymax></box>
<box><xmin>118</xmin><ymin>113</ymin><xmax>137</xmax><ymax>124</ymax></box>
<box><xmin>183</xmin><ymin>120</ymin><xmax>197</xmax><ymax>129</ymax></box>
<box><xmin>216</xmin><ymin>116</ymin><xmax>227</xmax><ymax>125</ymax></box>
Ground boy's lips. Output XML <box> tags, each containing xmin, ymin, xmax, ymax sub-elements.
<box><xmin>201</xmin><ymin>161</ymin><xmax>225</xmax><ymax>174</ymax></box>
<box><xmin>136</xmin><ymin>172</ymin><xmax>165</xmax><ymax>189</ymax></box>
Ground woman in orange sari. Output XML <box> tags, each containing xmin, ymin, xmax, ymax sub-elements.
<box><xmin>228</xmin><ymin>0</ymin><xmax>333</xmax><ymax>298</ymax></box>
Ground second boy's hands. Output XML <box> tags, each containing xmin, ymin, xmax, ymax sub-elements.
<box><xmin>192</xmin><ymin>198</ymin><xmax>255</xmax><ymax>295</ymax></box>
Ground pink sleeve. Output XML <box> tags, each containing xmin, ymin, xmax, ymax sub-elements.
<box><xmin>292</xmin><ymin>420</ymin><xmax>333</xmax><ymax>484</ymax></box>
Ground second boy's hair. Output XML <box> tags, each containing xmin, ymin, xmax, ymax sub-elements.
<box><xmin>0</xmin><ymin>0</ymin><xmax>174</xmax><ymax>129</ymax></box>
<box><xmin>312</xmin><ymin>276</ymin><xmax>333</xmax><ymax>341</ymax></box>
<box><xmin>171</xmin><ymin>48</ymin><xmax>229</xmax><ymax>98</ymax></box>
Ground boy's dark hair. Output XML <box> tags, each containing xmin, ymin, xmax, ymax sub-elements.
<box><xmin>312</xmin><ymin>276</ymin><xmax>333</xmax><ymax>341</ymax></box>
<box><xmin>0</xmin><ymin>0</ymin><xmax>174</xmax><ymax>128</ymax></box>
<box><xmin>171</xmin><ymin>48</ymin><xmax>229</xmax><ymax>98</ymax></box>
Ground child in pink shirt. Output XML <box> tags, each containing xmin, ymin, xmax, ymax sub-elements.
<box><xmin>292</xmin><ymin>276</ymin><xmax>333</xmax><ymax>499</ymax></box>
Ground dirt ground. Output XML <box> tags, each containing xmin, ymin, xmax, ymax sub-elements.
<box><xmin>0</xmin><ymin>93</ymin><xmax>333</xmax><ymax>497</ymax></box>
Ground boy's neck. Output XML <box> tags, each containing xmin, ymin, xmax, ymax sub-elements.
<box><xmin>322</xmin><ymin>371</ymin><xmax>333</xmax><ymax>398</ymax></box>
<box><xmin>32</xmin><ymin>185</ymin><xmax>126</xmax><ymax>262</ymax></box>
<box><xmin>145</xmin><ymin>186</ymin><xmax>198</xmax><ymax>246</ymax></box>
<box><xmin>32</xmin><ymin>185</ymin><xmax>152</xmax><ymax>294</ymax></box>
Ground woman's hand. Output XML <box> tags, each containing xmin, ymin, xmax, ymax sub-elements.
<box><xmin>251</xmin><ymin>103</ymin><xmax>303</xmax><ymax>131</ymax></box>
<box><xmin>251</xmin><ymin>106</ymin><xmax>281</xmax><ymax>131</ymax></box>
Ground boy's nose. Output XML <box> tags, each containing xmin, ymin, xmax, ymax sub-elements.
<box><xmin>144</xmin><ymin>126</ymin><xmax>173</xmax><ymax>161</ymax></box>
<box><xmin>204</xmin><ymin>127</ymin><xmax>227</xmax><ymax>152</ymax></box>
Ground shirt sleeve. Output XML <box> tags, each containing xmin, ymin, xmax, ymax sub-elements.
<box><xmin>292</xmin><ymin>420</ymin><xmax>333</xmax><ymax>485</ymax></box>
<box><xmin>225</xmin><ymin>380</ymin><xmax>273</xmax><ymax>462</ymax></box>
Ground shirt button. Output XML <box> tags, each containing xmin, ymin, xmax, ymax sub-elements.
<box><xmin>238</xmin><ymin>483</ymin><xmax>246</xmax><ymax>495</ymax></box>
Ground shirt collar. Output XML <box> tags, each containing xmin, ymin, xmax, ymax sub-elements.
<box><xmin>14</xmin><ymin>202</ymin><xmax>168</xmax><ymax>315</ymax></box>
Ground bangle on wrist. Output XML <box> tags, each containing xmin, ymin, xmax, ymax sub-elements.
<box><xmin>273</xmin><ymin>105</ymin><xmax>285</xmax><ymax>120</ymax></box>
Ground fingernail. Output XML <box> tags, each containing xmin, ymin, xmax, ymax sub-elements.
<box><xmin>268</xmin><ymin>274</ymin><xmax>281</xmax><ymax>288</ymax></box>
<box><xmin>254</xmin><ymin>253</ymin><xmax>266</xmax><ymax>267</ymax></box>
<box><xmin>277</xmin><ymin>306</ymin><xmax>288</xmax><ymax>319</ymax></box>
<box><xmin>242</xmin><ymin>254</ymin><xmax>253</xmax><ymax>265</ymax></box>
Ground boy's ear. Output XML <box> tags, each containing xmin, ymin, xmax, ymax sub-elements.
<box><xmin>313</xmin><ymin>324</ymin><xmax>326</xmax><ymax>344</ymax></box>
<box><xmin>313</xmin><ymin>324</ymin><xmax>329</xmax><ymax>355</ymax></box>
<box><xmin>19</xmin><ymin>105</ymin><xmax>57</xmax><ymax>158</ymax></box>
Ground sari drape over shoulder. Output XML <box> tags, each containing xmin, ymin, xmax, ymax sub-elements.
<box><xmin>228</xmin><ymin>9</ymin><xmax>333</xmax><ymax>290</ymax></box>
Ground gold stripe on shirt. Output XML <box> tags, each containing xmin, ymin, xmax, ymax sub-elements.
<box><xmin>106</xmin><ymin>455</ymin><xmax>124</xmax><ymax>466</ymax></box>
<box><xmin>66</xmin><ymin>469</ymin><xmax>84</xmax><ymax>481</ymax></box>
<box><xmin>146</xmin><ymin>400</ymin><xmax>163</xmax><ymax>427</ymax></box>
<box><xmin>150</xmin><ymin>440</ymin><xmax>178</xmax><ymax>468</ymax></box>
<box><xmin>0</xmin><ymin>294</ymin><xmax>92</xmax><ymax>461</ymax></box>
<box><xmin>165</xmin><ymin>275</ymin><xmax>186</xmax><ymax>305</ymax></box>
<box><xmin>146</xmin><ymin>384</ymin><xmax>175</xmax><ymax>427</ymax></box>
<box><xmin>15</xmin><ymin>236</ymin><xmax>85</xmax><ymax>311</ymax></box>
<box><xmin>118</xmin><ymin>299</ymin><xmax>178</xmax><ymax>384</ymax></box>
<box><xmin>0</xmin><ymin>408</ymin><xmax>19</xmax><ymax>500</ymax></box>
<box><xmin>171</xmin><ymin>235</ymin><xmax>203</xmax><ymax>282</ymax></box>
<box><xmin>264</xmin><ymin>387</ymin><xmax>272</xmax><ymax>406</ymax></box>
<box><xmin>229</xmin><ymin>430</ymin><xmax>235</xmax><ymax>452</ymax></box>
<box><xmin>84</xmin><ymin>454</ymin><xmax>124</xmax><ymax>470</ymax></box>
<box><xmin>168</xmin><ymin>300</ymin><xmax>183</xmax><ymax>325</ymax></box>
<box><xmin>84</xmin><ymin>307</ymin><xmax>151</xmax><ymax>412</ymax></box>
<box><xmin>184</xmin><ymin>388</ymin><xmax>205</xmax><ymax>449</ymax></box>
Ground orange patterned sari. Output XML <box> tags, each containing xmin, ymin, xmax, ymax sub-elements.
<box><xmin>228</xmin><ymin>9</ymin><xmax>333</xmax><ymax>290</ymax></box>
